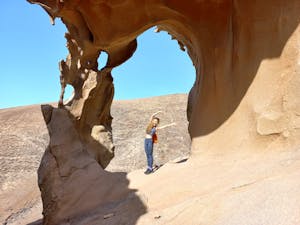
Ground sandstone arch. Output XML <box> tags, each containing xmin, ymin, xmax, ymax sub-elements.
<box><xmin>27</xmin><ymin>1</ymin><xmax>300</xmax><ymax>224</ymax></box>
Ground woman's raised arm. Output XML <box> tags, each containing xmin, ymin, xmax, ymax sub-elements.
<box><xmin>150</xmin><ymin>111</ymin><xmax>162</xmax><ymax>121</ymax></box>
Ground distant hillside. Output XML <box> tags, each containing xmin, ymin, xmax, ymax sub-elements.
<box><xmin>0</xmin><ymin>93</ymin><xmax>190</xmax><ymax>187</ymax></box>
<box><xmin>0</xmin><ymin>105</ymin><xmax>49</xmax><ymax>189</ymax></box>
<box><xmin>0</xmin><ymin>105</ymin><xmax>48</xmax><ymax>224</ymax></box>
<box><xmin>108</xmin><ymin>94</ymin><xmax>191</xmax><ymax>171</ymax></box>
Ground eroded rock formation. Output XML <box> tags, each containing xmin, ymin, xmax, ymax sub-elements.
<box><xmin>27</xmin><ymin>0</ymin><xmax>300</xmax><ymax>224</ymax></box>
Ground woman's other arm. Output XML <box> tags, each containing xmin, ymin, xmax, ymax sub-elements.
<box><xmin>157</xmin><ymin>122</ymin><xmax>176</xmax><ymax>130</ymax></box>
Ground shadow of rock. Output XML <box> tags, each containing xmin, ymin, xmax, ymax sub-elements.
<box><xmin>186</xmin><ymin>1</ymin><xmax>300</xmax><ymax>137</ymax></box>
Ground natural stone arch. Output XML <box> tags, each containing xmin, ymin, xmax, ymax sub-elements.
<box><xmin>105</xmin><ymin>26</ymin><xmax>195</xmax><ymax>172</ymax></box>
<box><xmin>27</xmin><ymin>1</ymin><xmax>300</xmax><ymax>224</ymax></box>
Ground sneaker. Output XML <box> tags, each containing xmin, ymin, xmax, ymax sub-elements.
<box><xmin>144</xmin><ymin>168</ymin><xmax>153</xmax><ymax>175</ymax></box>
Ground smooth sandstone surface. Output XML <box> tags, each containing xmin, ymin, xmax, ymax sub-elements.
<box><xmin>24</xmin><ymin>0</ymin><xmax>300</xmax><ymax>224</ymax></box>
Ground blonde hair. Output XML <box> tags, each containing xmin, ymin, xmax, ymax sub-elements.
<box><xmin>146</xmin><ymin>117</ymin><xmax>160</xmax><ymax>134</ymax></box>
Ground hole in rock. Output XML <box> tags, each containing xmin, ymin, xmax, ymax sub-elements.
<box><xmin>97</xmin><ymin>51</ymin><xmax>109</xmax><ymax>71</ymax></box>
<box><xmin>63</xmin><ymin>84</ymin><xmax>74</xmax><ymax>103</ymax></box>
<box><xmin>106</xmin><ymin>27</ymin><xmax>196</xmax><ymax>173</ymax></box>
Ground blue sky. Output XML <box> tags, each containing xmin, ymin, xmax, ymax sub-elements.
<box><xmin>0</xmin><ymin>1</ymin><xmax>195</xmax><ymax>109</ymax></box>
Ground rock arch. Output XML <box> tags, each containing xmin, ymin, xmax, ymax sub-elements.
<box><xmin>27</xmin><ymin>0</ymin><xmax>300</xmax><ymax>224</ymax></box>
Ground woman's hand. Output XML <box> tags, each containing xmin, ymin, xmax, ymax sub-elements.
<box><xmin>150</xmin><ymin>111</ymin><xmax>162</xmax><ymax>120</ymax></box>
<box><xmin>152</xmin><ymin>111</ymin><xmax>162</xmax><ymax>117</ymax></box>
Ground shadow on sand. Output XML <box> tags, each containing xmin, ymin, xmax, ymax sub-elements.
<box><xmin>27</xmin><ymin>171</ymin><xmax>147</xmax><ymax>225</ymax></box>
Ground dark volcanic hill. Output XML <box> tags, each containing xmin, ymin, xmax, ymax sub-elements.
<box><xmin>0</xmin><ymin>94</ymin><xmax>190</xmax><ymax>224</ymax></box>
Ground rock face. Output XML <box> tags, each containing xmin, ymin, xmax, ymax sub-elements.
<box><xmin>38</xmin><ymin>106</ymin><xmax>146</xmax><ymax>225</ymax></box>
<box><xmin>26</xmin><ymin>0</ymin><xmax>300</xmax><ymax>224</ymax></box>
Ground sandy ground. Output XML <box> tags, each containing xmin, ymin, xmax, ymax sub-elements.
<box><xmin>127</xmin><ymin>149</ymin><xmax>300</xmax><ymax>225</ymax></box>
<box><xmin>1</xmin><ymin>147</ymin><xmax>300</xmax><ymax>224</ymax></box>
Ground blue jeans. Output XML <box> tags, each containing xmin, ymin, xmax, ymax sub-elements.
<box><xmin>144</xmin><ymin>138</ymin><xmax>153</xmax><ymax>169</ymax></box>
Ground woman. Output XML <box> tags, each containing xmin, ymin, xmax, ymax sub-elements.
<box><xmin>144</xmin><ymin>111</ymin><xmax>176</xmax><ymax>174</ymax></box>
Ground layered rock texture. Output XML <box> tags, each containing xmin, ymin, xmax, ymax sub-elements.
<box><xmin>25</xmin><ymin>0</ymin><xmax>300</xmax><ymax>224</ymax></box>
